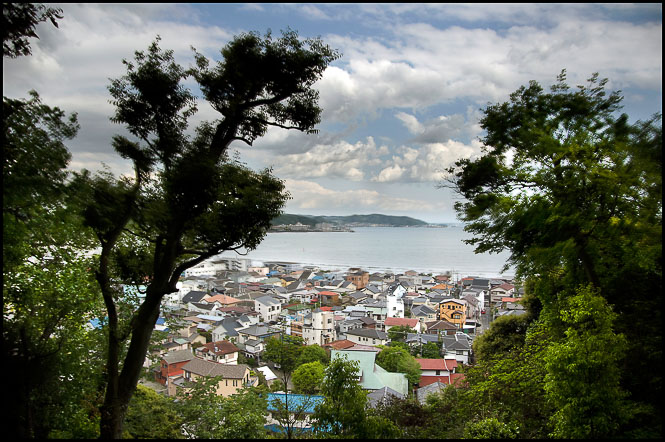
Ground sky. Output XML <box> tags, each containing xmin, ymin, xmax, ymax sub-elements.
<box><xmin>3</xmin><ymin>3</ymin><xmax>662</xmax><ymax>223</ymax></box>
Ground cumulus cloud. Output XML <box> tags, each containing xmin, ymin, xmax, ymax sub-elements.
<box><xmin>373</xmin><ymin>139</ymin><xmax>483</xmax><ymax>184</ymax></box>
<box><xmin>272</xmin><ymin>137</ymin><xmax>389</xmax><ymax>181</ymax></box>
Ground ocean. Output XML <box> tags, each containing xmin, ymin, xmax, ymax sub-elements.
<box><xmin>217</xmin><ymin>226</ymin><xmax>516</xmax><ymax>279</ymax></box>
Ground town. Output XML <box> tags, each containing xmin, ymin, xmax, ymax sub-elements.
<box><xmin>127</xmin><ymin>255</ymin><xmax>524</xmax><ymax>433</ymax></box>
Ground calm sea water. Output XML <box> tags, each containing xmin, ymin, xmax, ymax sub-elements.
<box><xmin>218</xmin><ymin>226</ymin><xmax>515</xmax><ymax>279</ymax></box>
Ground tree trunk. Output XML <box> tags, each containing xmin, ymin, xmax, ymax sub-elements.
<box><xmin>98</xmin><ymin>293</ymin><xmax>162</xmax><ymax>438</ymax></box>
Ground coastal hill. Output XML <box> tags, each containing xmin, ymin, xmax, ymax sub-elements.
<box><xmin>271</xmin><ymin>213</ymin><xmax>429</xmax><ymax>227</ymax></box>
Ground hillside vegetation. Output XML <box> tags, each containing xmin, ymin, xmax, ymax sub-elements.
<box><xmin>271</xmin><ymin>213</ymin><xmax>428</xmax><ymax>227</ymax></box>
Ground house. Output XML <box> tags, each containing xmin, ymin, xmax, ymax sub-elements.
<box><xmin>366</xmin><ymin>386</ymin><xmax>406</xmax><ymax>408</ymax></box>
<box><xmin>180</xmin><ymin>290</ymin><xmax>209</xmax><ymax>305</ymax></box>
<box><xmin>441</xmin><ymin>333</ymin><xmax>472</xmax><ymax>364</ymax></box>
<box><xmin>384</xmin><ymin>317</ymin><xmax>422</xmax><ymax>333</ymax></box>
<box><xmin>344</xmin><ymin>328</ymin><xmax>389</xmax><ymax>347</ymax></box>
<box><xmin>346</xmin><ymin>271</ymin><xmax>369</xmax><ymax>289</ymax></box>
<box><xmin>236</xmin><ymin>324</ymin><xmax>281</xmax><ymax>345</ymax></box>
<box><xmin>386</xmin><ymin>294</ymin><xmax>405</xmax><ymax>318</ymax></box>
<box><xmin>302</xmin><ymin>308</ymin><xmax>336</xmax><ymax>346</ymax></box>
<box><xmin>424</xmin><ymin>319</ymin><xmax>458</xmax><ymax>337</ymax></box>
<box><xmin>255</xmin><ymin>295</ymin><xmax>282</xmax><ymax>323</ymax></box>
<box><xmin>256</xmin><ymin>365</ymin><xmax>277</xmax><ymax>386</ymax></box>
<box><xmin>194</xmin><ymin>340</ymin><xmax>239</xmax><ymax>365</ymax></box>
<box><xmin>415</xmin><ymin>377</ymin><xmax>468</xmax><ymax>404</ymax></box>
<box><xmin>438</xmin><ymin>299</ymin><xmax>467</xmax><ymax>329</ymax></box>
<box><xmin>154</xmin><ymin>349</ymin><xmax>194</xmax><ymax>388</ymax></box>
<box><xmin>204</xmin><ymin>294</ymin><xmax>242</xmax><ymax>307</ymax></box>
<box><xmin>317</xmin><ymin>291</ymin><xmax>340</xmax><ymax>307</ymax></box>
<box><xmin>415</xmin><ymin>358</ymin><xmax>459</xmax><ymax>386</ymax></box>
<box><xmin>170</xmin><ymin>358</ymin><xmax>254</xmax><ymax>397</ymax></box>
<box><xmin>331</xmin><ymin>349</ymin><xmax>409</xmax><ymax>396</ymax></box>
<box><xmin>241</xmin><ymin>338</ymin><xmax>265</xmax><ymax>360</ymax></box>
<box><xmin>411</xmin><ymin>304</ymin><xmax>437</xmax><ymax>322</ymax></box>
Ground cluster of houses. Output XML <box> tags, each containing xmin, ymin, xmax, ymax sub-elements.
<box><xmin>145</xmin><ymin>256</ymin><xmax>524</xmax><ymax>431</ymax></box>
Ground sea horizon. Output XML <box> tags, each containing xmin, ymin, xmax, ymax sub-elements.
<box><xmin>217</xmin><ymin>226</ymin><xmax>516</xmax><ymax>280</ymax></box>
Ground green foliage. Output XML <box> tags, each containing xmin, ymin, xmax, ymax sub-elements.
<box><xmin>419</xmin><ymin>341</ymin><xmax>442</xmax><ymax>359</ymax></box>
<box><xmin>297</xmin><ymin>343</ymin><xmax>329</xmax><ymax>365</ymax></box>
<box><xmin>312</xmin><ymin>355</ymin><xmax>369</xmax><ymax>438</ymax></box>
<box><xmin>543</xmin><ymin>285</ymin><xmax>631</xmax><ymax>438</ymax></box>
<box><xmin>472</xmin><ymin>313</ymin><xmax>531</xmax><ymax>362</ymax></box>
<box><xmin>123</xmin><ymin>385</ymin><xmax>183</xmax><ymax>439</ymax></box>
<box><xmin>375</xmin><ymin>345</ymin><xmax>422</xmax><ymax>387</ymax></box>
<box><xmin>263</xmin><ymin>335</ymin><xmax>303</xmax><ymax>374</ymax></box>
<box><xmin>463</xmin><ymin>417</ymin><xmax>519</xmax><ymax>439</ymax></box>
<box><xmin>292</xmin><ymin>361</ymin><xmax>325</xmax><ymax>394</ymax></box>
<box><xmin>447</xmin><ymin>70</ymin><xmax>662</xmax><ymax>438</ymax></box>
<box><xmin>2</xmin><ymin>3</ymin><xmax>63</xmax><ymax>58</ymax></box>
<box><xmin>387</xmin><ymin>324</ymin><xmax>416</xmax><ymax>342</ymax></box>
<box><xmin>176</xmin><ymin>378</ymin><xmax>268</xmax><ymax>439</ymax></box>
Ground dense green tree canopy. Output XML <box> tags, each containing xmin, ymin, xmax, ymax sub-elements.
<box><xmin>446</xmin><ymin>70</ymin><xmax>662</xmax><ymax>438</ymax></box>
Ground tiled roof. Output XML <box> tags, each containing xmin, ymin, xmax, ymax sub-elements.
<box><xmin>162</xmin><ymin>349</ymin><xmax>194</xmax><ymax>364</ymax></box>
<box><xmin>198</xmin><ymin>340</ymin><xmax>239</xmax><ymax>355</ymax></box>
<box><xmin>416</xmin><ymin>358</ymin><xmax>458</xmax><ymax>371</ymax></box>
<box><xmin>385</xmin><ymin>317</ymin><xmax>419</xmax><ymax>328</ymax></box>
<box><xmin>182</xmin><ymin>358</ymin><xmax>249</xmax><ymax>378</ymax></box>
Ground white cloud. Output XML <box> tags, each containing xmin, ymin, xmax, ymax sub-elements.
<box><xmin>284</xmin><ymin>179</ymin><xmax>446</xmax><ymax>213</ymax></box>
<box><xmin>273</xmin><ymin>137</ymin><xmax>388</xmax><ymax>181</ymax></box>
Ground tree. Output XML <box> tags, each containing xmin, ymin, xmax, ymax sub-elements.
<box><xmin>262</xmin><ymin>335</ymin><xmax>306</xmax><ymax>438</ymax></box>
<box><xmin>176</xmin><ymin>377</ymin><xmax>268</xmax><ymax>439</ymax></box>
<box><xmin>445</xmin><ymin>70</ymin><xmax>662</xmax><ymax>437</ymax></box>
<box><xmin>76</xmin><ymin>31</ymin><xmax>339</xmax><ymax>438</ymax></box>
<box><xmin>387</xmin><ymin>324</ymin><xmax>416</xmax><ymax>342</ymax></box>
<box><xmin>463</xmin><ymin>417</ymin><xmax>519</xmax><ymax>439</ymax></box>
<box><xmin>543</xmin><ymin>285</ymin><xmax>630</xmax><ymax>438</ymax></box>
<box><xmin>375</xmin><ymin>345</ymin><xmax>421</xmax><ymax>388</ymax></box>
<box><xmin>297</xmin><ymin>343</ymin><xmax>329</xmax><ymax>365</ymax></box>
<box><xmin>123</xmin><ymin>385</ymin><xmax>183</xmax><ymax>439</ymax></box>
<box><xmin>2</xmin><ymin>2</ymin><xmax>63</xmax><ymax>58</ymax></box>
<box><xmin>3</xmin><ymin>91</ymin><xmax>106</xmax><ymax>439</ymax></box>
<box><xmin>312</xmin><ymin>355</ymin><xmax>369</xmax><ymax>437</ymax></box>
<box><xmin>292</xmin><ymin>361</ymin><xmax>325</xmax><ymax>394</ymax></box>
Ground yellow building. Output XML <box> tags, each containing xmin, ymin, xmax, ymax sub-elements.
<box><xmin>169</xmin><ymin>357</ymin><xmax>254</xmax><ymax>397</ymax></box>
<box><xmin>438</xmin><ymin>299</ymin><xmax>467</xmax><ymax>329</ymax></box>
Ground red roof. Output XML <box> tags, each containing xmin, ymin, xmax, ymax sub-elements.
<box><xmin>501</xmin><ymin>297</ymin><xmax>521</xmax><ymax>303</ymax></box>
<box><xmin>384</xmin><ymin>317</ymin><xmax>419</xmax><ymax>327</ymax></box>
<box><xmin>324</xmin><ymin>339</ymin><xmax>356</xmax><ymax>350</ymax></box>
<box><xmin>319</xmin><ymin>306</ymin><xmax>334</xmax><ymax>311</ymax></box>
<box><xmin>416</xmin><ymin>358</ymin><xmax>458</xmax><ymax>371</ymax></box>
<box><xmin>318</xmin><ymin>291</ymin><xmax>339</xmax><ymax>297</ymax></box>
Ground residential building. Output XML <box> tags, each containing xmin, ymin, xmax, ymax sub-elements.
<box><xmin>438</xmin><ymin>299</ymin><xmax>467</xmax><ymax>329</ymax></box>
<box><xmin>302</xmin><ymin>308</ymin><xmax>336</xmax><ymax>346</ymax></box>
<box><xmin>345</xmin><ymin>328</ymin><xmax>389</xmax><ymax>347</ymax></box>
<box><xmin>255</xmin><ymin>295</ymin><xmax>282</xmax><ymax>323</ymax></box>
<box><xmin>154</xmin><ymin>349</ymin><xmax>194</xmax><ymax>388</ymax></box>
<box><xmin>168</xmin><ymin>358</ymin><xmax>253</xmax><ymax>397</ymax></box>
<box><xmin>331</xmin><ymin>348</ymin><xmax>409</xmax><ymax>396</ymax></box>
<box><xmin>194</xmin><ymin>340</ymin><xmax>239</xmax><ymax>365</ymax></box>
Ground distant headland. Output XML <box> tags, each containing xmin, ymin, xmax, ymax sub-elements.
<box><xmin>270</xmin><ymin>213</ymin><xmax>450</xmax><ymax>231</ymax></box>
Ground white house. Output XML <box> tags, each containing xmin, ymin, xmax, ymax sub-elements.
<box><xmin>254</xmin><ymin>295</ymin><xmax>282</xmax><ymax>323</ymax></box>
<box><xmin>345</xmin><ymin>328</ymin><xmax>389</xmax><ymax>347</ymax></box>
<box><xmin>386</xmin><ymin>294</ymin><xmax>405</xmax><ymax>318</ymax></box>
<box><xmin>302</xmin><ymin>308</ymin><xmax>336</xmax><ymax>346</ymax></box>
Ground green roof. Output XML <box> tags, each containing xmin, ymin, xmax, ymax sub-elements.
<box><xmin>331</xmin><ymin>349</ymin><xmax>408</xmax><ymax>396</ymax></box>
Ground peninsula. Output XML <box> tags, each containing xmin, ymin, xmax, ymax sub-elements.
<box><xmin>270</xmin><ymin>213</ymin><xmax>436</xmax><ymax>231</ymax></box>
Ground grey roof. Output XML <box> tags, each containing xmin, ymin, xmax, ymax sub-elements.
<box><xmin>367</xmin><ymin>386</ymin><xmax>406</xmax><ymax>408</ymax></box>
<box><xmin>237</xmin><ymin>324</ymin><xmax>279</xmax><ymax>338</ymax></box>
<box><xmin>191</xmin><ymin>302</ymin><xmax>215</xmax><ymax>311</ymax></box>
<box><xmin>417</xmin><ymin>381</ymin><xmax>447</xmax><ymax>404</ymax></box>
<box><xmin>405</xmin><ymin>333</ymin><xmax>441</xmax><ymax>345</ymax></box>
<box><xmin>182</xmin><ymin>358</ymin><xmax>249</xmax><ymax>378</ymax></box>
<box><xmin>345</xmin><ymin>328</ymin><xmax>388</xmax><ymax>340</ymax></box>
<box><xmin>255</xmin><ymin>295</ymin><xmax>281</xmax><ymax>306</ymax></box>
<box><xmin>441</xmin><ymin>334</ymin><xmax>471</xmax><ymax>351</ymax></box>
<box><xmin>162</xmin><ymin>349</ymin><xmax>195</xmax><ymax>364</ymax></box>
<box><xmin>181</xmin><ymin>290</ymin><xmax>207</xmax><ymax>304</ymax></box>
<box><xmin>411</xmin><ymin>305</ymin><xmax>436</xmax><ymax>316</ymax></box>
